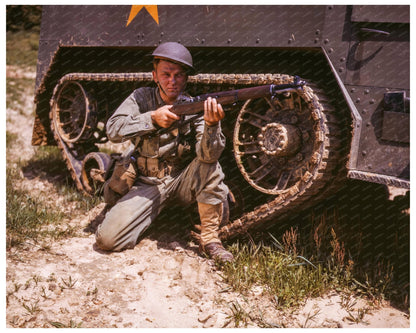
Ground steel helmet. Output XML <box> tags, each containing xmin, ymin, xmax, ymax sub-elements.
<box><xmin>152</xmin><ymin>42</ymin><xmax>195</xmax><ymax>74</ymax></box>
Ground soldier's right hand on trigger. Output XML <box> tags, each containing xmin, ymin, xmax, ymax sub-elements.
<box><xmin>151</xmin><ymin>105</ymin><xmax>180</xmax><ymax>128</ymax></box>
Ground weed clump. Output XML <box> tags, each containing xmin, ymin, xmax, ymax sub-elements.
<box><xmin>6</xmin><ymin>165</ymin><xmax>67</xmax><ymax>248</ymax></box>
<box><xmin>221</xmin><ymin>229</ymin><xmax>354</xmax><ymax>310</ymax></box>
<box><xmin>219</xmin><ymin>218</ymin><xmax>398</xmax><ymax>313</ymax></box>
<box><xmin>6</xmin><ymin>144</ymin><xmax>102</xmax><ymax>248</ymax></box>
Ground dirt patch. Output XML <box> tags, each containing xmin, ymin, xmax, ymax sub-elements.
<box><xmin>6</xmin><ymin>65</ymin><xmax>37</xmax><ymax>80</ymax></box>
<box><xmin>5</xmin><ymin>67</ymin><xmax>410</xmax><ymax>328</ymax></box>
<box><xmin>6</xmin><ymin>232</ymin><xmax>410</xmax><ymax>328</ymax></box>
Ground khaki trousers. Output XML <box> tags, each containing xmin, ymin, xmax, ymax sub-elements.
<box><xmin>95</xmin><ymin>158</ymin><xmax>228</xmax><ymax>251</ymax></box>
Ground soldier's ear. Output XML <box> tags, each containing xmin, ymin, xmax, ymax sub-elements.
<box><xmin>152</xmin><ymin>70</ymin><xmax>158</xmax><ymax>83</ymax></box>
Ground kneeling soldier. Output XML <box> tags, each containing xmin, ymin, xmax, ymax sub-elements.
<box><xmin>95</xmin><ymin>42</ymin><xmax>233</xmax><ymax>263</ymax></box>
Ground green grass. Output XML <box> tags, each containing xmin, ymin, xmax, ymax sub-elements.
<box><xmin>6</xmin><ymin>131</ymin><xmax>19</xmax><ymax>147</ymax></box>
<box><xmin>6</xmin><ymin>78</ymin><xmax>36</xmax><ymax>113</ymax></box>
<box><xmin>6</xmin><ymin>154</ymin><xmax>103</xmax><ymax>248</ymax></box>
<box><xmin>6</xmin><ymin>137</ymin><xmax>103</xmax><ymax>248</ymax></box>
<box><xmin>6</xmin><ymin>28</ymin><xmax>38</xmax><ymax>115</ymax></box>
<box><xmin>21</xmin><ymin>144</ymin><xmax>103</xmax><ymax>208</ymax></box>
<box><xmin>6</xmin><ymin>29</ymin><xmax>39</xmax><ymax>67</ymax></box>
<box><xmin>6</xmin><ymin>164</ymin><xmax>69</xmax><ymax>248</ymax></box>
<box><xmin>218</xmin><ymin>225</ymin><xmax>398</xmax><ymax>327</ymax></box>
<box><xmin>221</xmin><ymin>235</ymin><xmax>354</xmax><ymax>311</ymax></box>
<box><xmin>6</xmin><ymin>28</ymin><xmax>103</xmax><ymax>249</ymax></box>
<box><xmin>218</xmin><ymin>199</ymin><xmax>407</xmax><ymax>327</ymax></box>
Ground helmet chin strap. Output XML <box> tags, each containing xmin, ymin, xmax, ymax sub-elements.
<box><xmin>155</xmin><ymin>80</ymin><xmax>186</xmax><ymax>104</ymax></box>
<box><xmin>155</xmin><ymin>80</ymin><xmax>168</xmax><ymax>102</ymax></box>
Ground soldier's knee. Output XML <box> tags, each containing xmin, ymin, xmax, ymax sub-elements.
<box><xmin>95</xmin><ymin>222</ymin><xmax>137</xmax><ymax>252</ymax></box>
<box><xmin>95</xmin><ymin>228</ymin><xmax>118</xmax><ymax>251</ymax></box>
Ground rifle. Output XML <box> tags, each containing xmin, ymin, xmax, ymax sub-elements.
<box><xmin>153</xmin><ymin>76</ymin><xmax>305</xmax><ymax>135</ymax></box>
<box><xmin>173</xmin><ymin>76</ymin><xmax>305</xmax><ymax>116</ymax></box>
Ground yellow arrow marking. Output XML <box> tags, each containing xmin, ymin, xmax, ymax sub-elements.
<box><xmin>126</xmin><ymin>5</ymin><xmax>159</xmax><ymax>26</ymax></box>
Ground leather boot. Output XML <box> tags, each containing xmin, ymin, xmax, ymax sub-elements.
<box><xmin>198</xmin><ymin>202</ymin><xmax>234</xmax><ymax>263</ymax></box>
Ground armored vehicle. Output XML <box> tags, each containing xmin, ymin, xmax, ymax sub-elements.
<box><xmin>32</xmin><ymin>5</ymin><xmax>410</xmax><ymax>239</ymax></box>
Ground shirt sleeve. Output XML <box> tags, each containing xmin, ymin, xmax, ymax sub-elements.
<box><xmin>194</xmin><ymin>116</ymin><xmax>226</xmax><ymax>163</ymax></box>
<box><xmin>106</xmin><ymin>91</ymin><xmax>157</xmax><ymax>143</ymax></box>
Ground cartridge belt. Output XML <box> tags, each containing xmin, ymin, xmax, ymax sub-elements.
<box><xmin>136</xmin><ymin>156</ymin><xmax>173</xmax><ymax>179</ymax></box>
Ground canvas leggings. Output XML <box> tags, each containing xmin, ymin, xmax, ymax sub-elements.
<box><xmin>95</xmin><ymin>158</ymin><xmax>228</xmax><ymax>251</ymax></box>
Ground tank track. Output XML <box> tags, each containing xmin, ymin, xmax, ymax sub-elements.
<box><xmin>49</xmin><ymin>72</ymin><xmax>299</xmax><ymax>192</ymax></box>
<box><xmin>49</xmin><ymin>72</ymin><xmax>345</xmax><ymax>237</ymax></box>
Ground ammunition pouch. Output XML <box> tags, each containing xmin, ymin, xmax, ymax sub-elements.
<box><xmin>136</xmin><ymin>156</ymin><xmax>174</xmax><ymax>179</ymax></box>
<box><xmin>107</xmin><ymin>158</ymin><xmax>137</xmax><ymax>196</ymax></box>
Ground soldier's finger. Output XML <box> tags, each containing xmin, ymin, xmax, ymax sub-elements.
<box><xmin>206</xmin><ymin>97</ymin><xmax>213</xmax><ymax>113</ymax></box>
<box><xmin>166</xmin><ymin>110</ymin><xmax>180</xmax><ymax>120</ymax></box>
<box><xmin>211</xmin><ymin>97</ymin><xmax>218</xmax><ymax>111</ymax></box>
<box><xmin>204</xmin><ymin>99</ymin><xmax>213</xmax><ymax>122</ymax></box>
<box><xmin>217</xmin><ymin>103</ymin><xmax>225</xmax><ymax>119</ymax></box>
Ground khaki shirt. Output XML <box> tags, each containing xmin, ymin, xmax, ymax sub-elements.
<box><xmin>106</xmin><ymin>87</ymin><xmax>226</xmax><ymax>166</ymax></box>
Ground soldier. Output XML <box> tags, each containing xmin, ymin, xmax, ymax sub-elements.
<box><xmin>95</xmin><ymin>42</ymin><xmax>233</xmax><ymax>263</ymax></box>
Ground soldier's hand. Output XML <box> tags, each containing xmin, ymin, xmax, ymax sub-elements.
<box><xmin>151</xmin><ymin>105</ymin><xmax>180</xmax><ymax>128</ymax></box>
<box><xmin>204</xmin><ymin>97</ymin><xmax>225</xmax><ymax>126</ymax></box>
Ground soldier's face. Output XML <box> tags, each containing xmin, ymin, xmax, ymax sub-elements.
<box><xmin>153</xmin><ymin>60</ymin><xmax>188</xmax><ymax>104</ymax></box>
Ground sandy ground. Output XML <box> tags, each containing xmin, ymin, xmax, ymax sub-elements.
<box><xmin>4</xmin><ymin>67</ymin><xmax>411</xmax><ymax>328</ymax></box>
